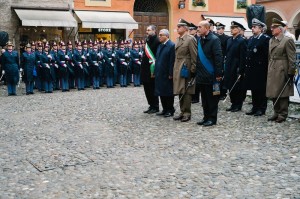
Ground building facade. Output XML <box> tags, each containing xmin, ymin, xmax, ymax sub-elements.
<box><xmin>257</xmin><ymin>0</ymin><xmax>300</xmax><ymax>40</ymax></box>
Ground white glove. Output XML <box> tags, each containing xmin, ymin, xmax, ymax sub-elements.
<box><xmin>65</xmin><ymin>55</ymin><xmax>69</xmax><ymax>59</ymax></box>
<box><xmin>95</xmin><ymin>63</ymin><xmax>98</xmax><ymax>66</ymax></box>
<box><xmin>81</xmin><ymin>55</ymin><xmax>85</xmax><ymax>59</ymax></box>
<box><xmin>63</xmin><ymin>64</ymin><xmax>67</xmax><ymax>67</ymax></box>
<box><xmin>112</xmin><ymin>53</ymin><xmax>115</xmax><ymax>57</ymax></box>
<box><xmin>2</xmin><ymin>70</ymin><xmax>5</xmax><ymax>75</ymax></box>
<box><xmin>46</xmin><ymin>64</ymin><xmax>50</xmax><ymax>69</ymax></box>
<box><xmin>111</xmin><ymin>62</ymin><xmax>114</xmax><ymax>66</ymax></box>
<box><xmin>123</xmin><ymin>62</ymin><xmax>128</xmax><ymax>66</ymax></box>
<box><xmin>55</xmin><ymin>64</ymin><xmax>59</xmax><ymax>68</ymax></box>
<box><xmin>137</xmin><ymin>61</ymin><xmax>141</xmax><ymax>65</ymax></box>
<box><xmin>87</xmin><ymin>53</ymin><xmax>90</xmax><ymax>57</ymax></box>
<box><xmin>20</xmin><ymin>68</ymin><xmax>23</xmax><ymax>72</ymax></box>
<box><xmin>80</xmin><ymin>64</ymin><xmax>83</xmax><ymax>69</ymax></box>
<box><xmin>47</xmin><ymin>55</ymin><xmax>52</xmax><ymax>59</ymax></box>
<box><xmin>138</xmin><ymin>52</ymin><xmax>143</xmax><ymax>56</ymax></box>
<box><xmin>125</xmin><ymin>53</ymin><xmax>129</xmax><ymax>57</ymax></box>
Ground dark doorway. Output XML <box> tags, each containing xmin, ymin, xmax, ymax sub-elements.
<box><xmin>133</xmin><ymin>0</ymin><xmax>169</xmax><ymax>41</ymax></box>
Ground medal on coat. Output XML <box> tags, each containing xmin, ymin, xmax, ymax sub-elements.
<box><xmin>253</xmin><ymin>47</ymin><xmax>257</xmax><ymax>53</ymax></box>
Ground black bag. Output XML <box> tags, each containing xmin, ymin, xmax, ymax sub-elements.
<box><xmin>246</xmin><ymin>5</ymin><xmax>266</xmax><ymax>29</ymax></box>
<box><xmin>0</xmin><ymin>31</ymin><xmax>9</xmax><ymax>47</ymax></box>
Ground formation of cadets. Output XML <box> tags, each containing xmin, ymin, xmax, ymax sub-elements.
<box><xmin>0</xmin><ymin>39</ymin><xmax>146</xmax><ymax>95</ymax></box>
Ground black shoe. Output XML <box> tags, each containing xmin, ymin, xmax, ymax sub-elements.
<box><xmin>164</xmin><ymin>112</ymin><xmax>174</xmax><ymax>117</ymax></box>
<box><xmin>26</xmin><ymin>92</ymin><xmax>30</xmax><ymax>95</ymax></box>
<box><xmin>143</xmin><ymin>107</ymin><xmax>152</xmax><ymax>113</ymax></box>
<box><xmin>246</xmin><ymin>110</ymin><xmax>255</xmax><ymax>115</ymax></box>
<box><xmin>231</xmin><ymin>108</ymin><xmax>241</xmax><ymax>112</ymax></box>
<box><xmin>219</xmin><ymin>96</ymin><xmax>226</xmax><ymax>100</ymax></box>
<box><xmin>191</xmin><ymin>100</ymin><xmax>199</xmax><ymax>104</ymax></box>
<box><xmin>181</xmin><ymin>116</ymin><xmax>191</xmax><ymax>122</ymax></box>
<box><xmin>156</xmin><ymin>111</ymin><xmax>166</xmax><ymax>116</ymax></box>
<box><xmin>268</xmin><ymin>115</ymin><xmax>278</xmax><ymax>121</ymax></box>
<box><xmin>173</xmin><ymin>114</ymin><xmax>183</xmax><ymax>121</ymax></box>
<box><xmin>148</xmin><ymin>109</ymin><xmax>159</xmax><ymax>114</ymax></box>
<box><xmin>30</xmin><ymin>92</ymin><xmax>34</xmax><ymax>94</ymax></box>
<box><xmin>197</xmin><ymin>119</ymin><xmax>207</xmax><ymax>125</ymax></box>
<box><xmin>275</xmin><ymin>117</ymin><xmax>286</xmax><ymax>123</ymax></box>
<box><xmin>226</xmin><ymin>107</ymin><xmax>233</xmax><ymax>111</ymax></box>
<box><xmin>254</xmin><ymin>110</ymin><xmax>264</xmax><ymax>116</ymax></box>
<box><xmin>203</xmin><ymin>120</ymin><xmax>216</xmax><ymax>127</ymax></box>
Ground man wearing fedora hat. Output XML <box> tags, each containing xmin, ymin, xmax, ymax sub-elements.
<box><xmin>266</xmin><ymin>18</ymin><xmax>296</xmax><ymax>123</ymax></box>
<box><xmin>1</xmin><ymin>41</ymin><xmax>20</xmax><ymax>96</ymax></box>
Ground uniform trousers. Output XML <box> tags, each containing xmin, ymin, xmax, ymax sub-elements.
<box><xmin>251</xmin><ymin>90</ymin><xmax>267</xmax><ymax>113</ymax></box>
<box><xmin>199</xmin><ymin>84</ymin><xmax>220</xmax><ymax>123</ymax></box>
<box><xmin>160</xmin><ymin>96</ymin><xmax>175</xmax><ymax>113</ymax></box>
<box><xmin>143</xmin><ymin>79</ymin><xmax>159</xmax><ymax>109</ymax></box>
<box><xmin>178</xmin><ymin>94</ymin><xmax>192</xmax><ymax>117</ymax></box>
<box><xmin>272</xmin><ymin>97</ymin><xmax>289</xmax><ymax>119</ymax></box>
<box><xmin>229</xmin><ymin>87</ymin><xmax>246</xmax><ymax>109</ymax></box>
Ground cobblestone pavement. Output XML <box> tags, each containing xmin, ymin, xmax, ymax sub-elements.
<box><xmin>0</xmin><ymin>84</ymin><xmax>300</xmax><ymax>199</ymax></box>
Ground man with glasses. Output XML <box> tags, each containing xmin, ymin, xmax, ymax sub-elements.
<box><xmin>244</xmin><ymin>18</ymin><xmax>270</xmax><ymax>117</ymax></box>
<box><xmin>154</xmin><ymin>29</ymin><xmax>176</xmax><ymax>117</ymax></box>
<box><xmin>141</xmin><ymin>25</ymin><xmax>160</xmax><ymax>114</ymax></box>
<box><xmin>266</xmin><ymin>18</ymin><xmax>296</xmax><ymax>123</ymax></box>
<box><xmin>173</xmin><ymin>19</ymin><xmax>197</xmax><ymax>122</ymax></box>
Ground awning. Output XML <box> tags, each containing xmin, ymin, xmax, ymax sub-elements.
<box><xmin>75</xmin><ymin>11</ymin><xmax>138</xmax><ymax>29</ymax></box>
<box><xmin>14</xmin><ymin>9</ymin><xmax>77</xmax><ymax>27</ymax></box>
<box><xmin>202</xmin><ymin>15</ymin><xmax>250</xmax><ymax>32</ymax></box>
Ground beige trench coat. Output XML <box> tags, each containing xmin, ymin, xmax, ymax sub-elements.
<box><xmin>266</xmin><ymin>34</ymin><xmax>296</xmax><ymax>98</ymax></box>
<box><xmin>173</xmin><ymin>34</ymin><xmax>197</xmax><ymax>95</ymax></box>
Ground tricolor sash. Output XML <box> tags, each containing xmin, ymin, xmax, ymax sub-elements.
<box><xmin>145</xmin><ymin>43</ymin><xmax>156</xmax><ymax>76</ymax></box>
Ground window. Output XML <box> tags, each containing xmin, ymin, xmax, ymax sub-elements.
<box><xmin>234</xmin><ymin>0</ymin><xmax>251</xmax><ymax>13</ymax></box>
<box><xmin>189</xmin><ymin>0</ymin><xmax>208</xmax><ymax>12</ymax></box>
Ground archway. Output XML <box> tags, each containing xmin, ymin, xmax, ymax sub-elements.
<box><xmin>291</xmin><ymin>11</ymin><xmax>300</xmax><ymax>40</ymax></box>
<box><xmin>265</xmin><ymin>11</ymin><xmax>283</xmax><ymax>37</ymax></box>
<box><xmin>133</xmin><ymin>0</ymin><xmax>169</xmax><ymax>41</ymax></box>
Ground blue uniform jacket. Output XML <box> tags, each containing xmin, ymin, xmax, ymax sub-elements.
<box><xmin>1</xmin><ymin>50</ymin><xmax>20</xmax><ymax>84</ymax></box>
<box><xmin>21</xmin><ymin>51</ymin><xmax>36</xmax><ymax>82</ymax></box>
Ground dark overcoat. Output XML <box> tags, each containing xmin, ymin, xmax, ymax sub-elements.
<box><xmin>1</xmin><ymin>50</ymin><xmax>19</xmax><ymax>84</ymax></box>
<box><xmin>154</xmin><ymin>39</ymin><xmax>175</xmax><ymax>97</ymax></box>
<box><xmin>21</xmin><ymin>51</ymin><xmax>36</xmax><ymax>82</ymax></box>
<box><xmin>72</xmin><ymin>50</ymin><xmax>85</xmax><ymax>78</ymax></box>
<box><xmin>244</xmin><ymin>33</ymin><xmax>270</xmax><ymax>90</ymax></box>
<box><xmin>224</xmin><ymin>34</ymin><xmax>247</xmax><ymax>89</ymax></box>
<box><xmin>141</xmin><ymin>35</ymin><xmax>160</xmax><ymax>83</ymax></box>
<box><xmin>40</xmin><ymin>52</ymin><xmax>55</xmax><ymax>82</ymax></box>
<box><xmin>57</xmin><ymin>50</ymin><xmax>69</xmax><ymax>78</ymax></box>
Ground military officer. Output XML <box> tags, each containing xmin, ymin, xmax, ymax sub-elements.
<box><xmin>73</xmin><ymin>42</ymin><xmax>85</xmax><ymax>90</ymax></box>
<box><xmin>1</xmin><ymin>41</ymin><xmax>20</xmax><ymax>96</ymax></box>
<box><xmin>130</xmin><ymin>41</ymin><xmax>142</xmax><ymax>87</ymax></box>
<box><xmin>41</xmin><ymin>43</ymin><xmax>55</xmax><ymax>93</ymax></box>
<box><xmin>244</xmin><ymin>18</ymin><xmax>270</xmax><ymax>116</ymax></box>
<box><xmin>50</xmin><ymin>42</ymin><xmax>60</xmax><ymax>90</ymax></box>
<box><xmin>117</xmin><ymin>41</ymin><xmax>129</xmax><ymax>87</ymax></box>
<box><xmin>266</xmin><ymin>18</ymin><xmax>296</xmax><ymax>123</ymax></box>
<box><xmin>102</xmin><ymin>41</ymin><xmax>115</xmax><ymax>88</ymax></box>
<box><xmin>21</xmin><ymin>43</ymin><xmax>36</xmax><ymax>95</ymax></box>
<box><xmin>88</xmin><ymin>42</ymin><xmax>102</xmax><ymax>89</ymax></box>
<box><xmin>58</xmin><ymin>42</ymin><xmax>70</xmax><ymax>92</ymax></box>
<box><xmin>66</xmin><ymin>41</ymin><xmax>75</xmax><ymax>89</ymax></box>
<box><xmin>35</xmin><ymin>42</ymin><xmax>44</xmax><ymax>91</ymax></box>
<box><xmin>82</xmin><ymin>40</ymin><xmax>91</xmax><ymax>88</ymax></box>
<box><xmin>224</xmin><ymin>21</ymin><xmax>247</xmax><ymax>112</ymax></box>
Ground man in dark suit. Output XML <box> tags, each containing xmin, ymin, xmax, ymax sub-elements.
<box><xmin>244</xmin><ymin>18</ymin><xmax>270</xmax><ymax>116</ymax></box>
<box><xmin>154</xmin><ymin>29</ymin><xmax>176</xmax><ymax>117</ymax></box>
<box><xmin>224</xmin><ymin>21</ymin><xmax>247</xmax><ymax>112</ymax></box>
<box><xmin>141</xmin><ymin>25</ymin><xmax>160</xmax><ymax>114</ymax></box>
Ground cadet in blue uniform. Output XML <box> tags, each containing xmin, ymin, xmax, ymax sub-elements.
<box><xmin>244</xmin><ymin>18</ymin><xmax>270</xmax><ymax>116</ymax></box>
<box><xmin>117</xmin><ymin>41</ymin><xmax>129</xmax><ymax>87</ymax></box>
<box><xmin>58</xmin><ymin>42</ymin><xmax>70</xmax><ymax>92</ymax></box>
<box><xmin>88</xmin><ymin>42</ymin><xmax>101</xmax><ymax>89</ymax></box>
<box><xmin>82</xmin><ymin>40</ymin><xmax>91</xmax><ymax>88</ymax></box>
<box><xmin>130</xmin><ymin>41</ymin><xmax>142</xmax><ymax>87</ymax></box>
<box><xmin>66</xmin><ymin>41</ymin><xmax>75</xmax><ymax>89</ymax></box>
<box><xmin>35</xmin><ymin>42</ymin><xmax>44</xmax><ymax>91</ymax></box>
<box><xmin>102</xmin><ymin>42</ymin><xmax>115</xmax><ymax>88</ymax></box>
<box><xmin>50</xmin><ymin>42</ymin><xmax>60</xmax><ymax>90</ymax></box>
<box><xmin>224</xmin><ymin>21</ymin><xmax>247</xmax><ymax>112</ymax></box>
<box><xmin>73</xmin><ymin>42</ymin><xmax>85</xmax><ymax>90</ymax></box>
<box><xmin>1</xmin><ymin>41</ymin><xmax>20</xmax><ymax>96</ymax></box>
<box><xmin>41</xmin><ymin>44</ymin><xmax>55</xmax><ymax>93</ymax></box>
<box><xmin>21</xmin><ymin>43</ymin><xmax>36</xmax><ymax>95</ymax></box>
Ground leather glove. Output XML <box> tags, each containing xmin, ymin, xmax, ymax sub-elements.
<box><xmin>190</xmin><ymin>72</ymin><xmax>196</xmax><ymax>78</ymax></box>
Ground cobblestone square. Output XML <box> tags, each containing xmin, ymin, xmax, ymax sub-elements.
<box><xmin>0</xmin><ymin>86</ymin><xmax>299</xmax><ymax>198</ymax></box>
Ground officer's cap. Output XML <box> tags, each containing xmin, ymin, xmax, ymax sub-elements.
<box><xmin>93</xmin><ymin>41</ymin><xmax>98</xmax><ymax>46</ymax></box>
<box><xmin>231</xmin><ymin>21</ymin><xmax>246</xmax><ymax>30</ymax></box>
<box><xmin>6</xmin><ymin>41</ymin><xmax>14</xmax><ymax>46</ymax></box>
<box><xmin>52</xmin><ymin>42</ymin><xmax>57</xmax><ymax>46</ymax></box>
<box><xmin>61</xmin><ymin>42</ymin><xmax>66</xmax><ymax>46</ymax></box>
<box><xmin>177</xmin><ymin>18</ymin><xmax>189</xmax><ymax>27</ymax></box>
<box><xmin>271</xmin><ymin>18</ymin><xmax>286</xmax><ymax>27</ymax></box>
<box><xmin>67</xmin><ymin>41</ymin><xmax>72</xmax><ymax>45</ymax></box>
<box><xmin>206</xmin><ymin>18</ymin><xmax>215</xmax><ymax>26</ymax></box>
<box><xmin>25</xmin><ymin>43</ymin><xmax>31</xmax><ymax>48</ymax></box>
<box><xmin>37</xmin><ymin>42</ymin><xmax>43</xmax><ymax>47</ymax></box>
<box><xmin>252</xmin><ymin>18</ymin><xmax>265</xmax><ymax>28</ymax></box>
<box><xmin>215</xmin><ymin>22</ymin><xmax>225</xmax><ymax>29</ymax></box>
<box><xmin>77</xmin><ymin>42</ymin><xmax>82</xmax><ymax>46</ymax></box>
<box><xmin>189</xmin><ymin>23</ymin><xmax>197</xmax><ymax>30</ymax></box>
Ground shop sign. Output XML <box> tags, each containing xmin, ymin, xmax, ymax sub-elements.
<box><xmin>98</xmin><ymin>28</ymin><xmax>111</xmax><ymax>33</ymax></box>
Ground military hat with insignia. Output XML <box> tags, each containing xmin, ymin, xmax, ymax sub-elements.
<box><xmin>271</xmin><ymin>18</ymin><xmax>286</xmax><ymax>27</ymax></box>
<box><xmin>44</xmin><ymin>42</ymin><xmax>50</xmax><ymax>48</ymax></box>
<box><xmin>6</xmin><ymin>41</ymin><xmax>14</xmax><ymax>46</ymax></box>
<box><xmin>188</xmin><ymin>22</ymin><xmax>197</xmax><ymax>30</ymax></box>
<box><xmin>25</xmin><ymin>43</ymin><xmax>31</xmax><ymax>48</ymax></box>
<box><xmin>76</xmin><ymin>41</ymin><xmax>82</xmax><ymax>46</ymax></box>
<box><xmin>215</xmin><ymin>22</ymin><xmax>225</xmax><ymax>29</ymax></box>
<box><xmin>177</xmin><ymin>18</ymin><xmax>189</xmax><ymax>26</ymax></box>
<box><xmin>52</xmin><ymin>41</ymin><xmax>57</xmax><ymax>46</ymax></box>
<box><xmin>67</xmin><ymin>40</ymin><xmax>72</xmax><ymax>45</ymax></box>
<box><xmin>281</xmin><ymin>21</ymin><xmax>288</xmax><ymax>27</ymax></box>
<box><xmin>206</xmin><ymin>18</ymin><xmax>215</xmax><ymax>26</ymax></box>
<box><xmin>252</xmin><ymin>18</ymin><xmax>265</xmax><ymax>28</ymax></box>
<box><xmin>31</xmin><ymin>41</ymin><xmax>35</xmax><ymax>46</ymax></box>
<box><xmin>37</xmin><ymin>42</ymin><xmax>43</xmax><ymax>47</ymax></box>
<box><xmin>231</xmin><ymin>21</ymin><xmax>246</xmax><ymax>30</ymax></box>
<box><xmin>61</xmin><ymin>41</ymin><xmax>66</xmax><ymax>46</ymax></box>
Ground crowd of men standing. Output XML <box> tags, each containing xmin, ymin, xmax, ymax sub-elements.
<box><xmin>142</xmin><ymin>17</ymin><xmax>297</xmax><ymax>125</ymax></box>
<box><xmin>1</xmin><ymin>17</ymin><xmax>298</xmax><ymax>125</ymax></box>
<box><xmin>0</xmin><ymin>39</ymin><xmax>145</xmax><ymax>95</ymax></box>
